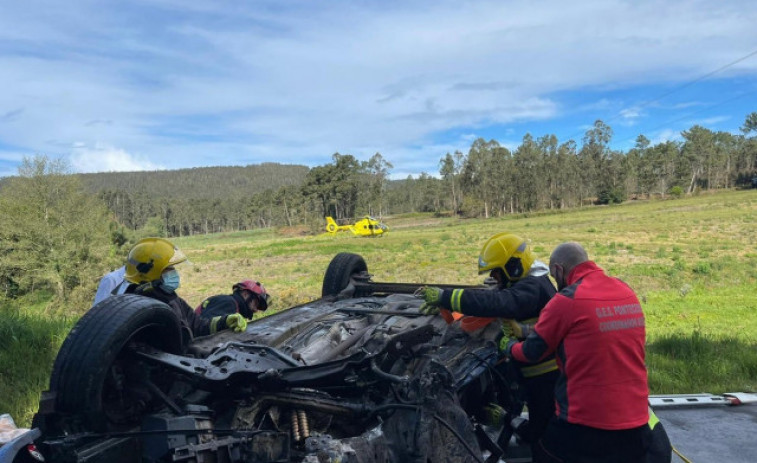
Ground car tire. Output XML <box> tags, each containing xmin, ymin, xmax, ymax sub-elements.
<box><xmin>44</xmin><ymin>294</ymin><xmax>182</xmax><ymax>433</ymax></box>
<box><xmin>321</xmin><ymin>252</ymin><xmax>368</xmax><ymax>297</ymax></box>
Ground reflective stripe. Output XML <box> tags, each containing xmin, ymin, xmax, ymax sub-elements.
<box><xmin>451</xmin><ymin>289</ymin><xmax>464</xmax><ymax>312</ymax></box>
<box><xmin>521</xmin><ymin>358</ymin><xmax>558</xmax><ymax>377</ymax></box>
<box><xmin>210</xmin><ymin>316</ymin><xmax>220</xmax><ymax>334</ymax></box>
<box><xmin>522</xmin><ymin>317</ymin><xmax>539</xmax><ymax>324</ymax></box>
<box><xmin>648</xmin><ymin>407</ymin><xmax>659</xmax><ymax>428</ymax></box>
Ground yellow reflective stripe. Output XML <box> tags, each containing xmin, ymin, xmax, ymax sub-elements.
<box><xmin>522</xmin><ymin>317</ymin><xmax>539</xmax><ymax>324</ymax></box>
<box><xmin>648</xmin><ymin>407</ymin><xmax>660</xmax><ymax>428</ymax></box>
<box><xmin>210</xmin><ymin>316</ymin><xmax>221</xmax><ymax>334</ymax></box>
<box><xmin>451</xmin><ymin>289</ymin><xmax>464</xmax><ymax>312</ymax></box>
<box><xmin>521</xmin><ymin>359</ymin><xmax>558</xmax><ymax>377</ymax></box>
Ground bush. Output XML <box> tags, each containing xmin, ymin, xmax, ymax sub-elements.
<box><xmin>596</xmin><ymin>187</ymin><xmax>626</xmax><ymax>205</ymax></box>
<box><xmin>669</xmin><ymin>186</ymin><xmax>684</xmax><ymax>198</ymax></box>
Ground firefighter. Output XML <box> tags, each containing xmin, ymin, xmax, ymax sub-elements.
<box><xmin>196</xmin><ymin>280</ymin><xmax>270</xmax><ymax>319</ymax></box>
<box><xmin>417</xmin><ymin>233</ymin><xmax>558</xmax><ymax>453</ymax></box>
<box><xmin>123</xmin><ymin>238</ymin><xmax>247</xmax><ymax>345</ymax></box>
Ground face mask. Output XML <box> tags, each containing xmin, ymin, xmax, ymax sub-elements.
<box><xmin>161</xmin><ymin>269</ymin><xmax>181</xmax><ymax>292</ymax></box>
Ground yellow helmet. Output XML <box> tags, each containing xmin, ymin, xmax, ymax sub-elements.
<box><xmin>477</xmin><ymin>233</ymin><xmax>534</xmax><ymax>281</ymax></box>
<box><xmin>125</xmin><ymin>238</ymin><xmax>187</xmax><ymax>284</ymax></box>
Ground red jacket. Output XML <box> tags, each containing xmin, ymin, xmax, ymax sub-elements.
<box><xmin>511</xmin><ymin>261</ymin><xmax>648</xmax><ymax>430</ymax></box>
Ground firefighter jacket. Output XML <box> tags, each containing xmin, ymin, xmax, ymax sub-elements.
<box><xmin>126</xmin><ymin>283</ymin><xmax>213</xmax><ymax>343</ymax></box>
<box><xmin>511</xmin><ymin>260</ymin><xmax>649</xmax><ymax>430</ymax></box>
<box><xmin>196</xmin><ymin>292</ymin><xmax>251</xmax><ymax>319</ymax></box>
<box><xmin>439</xmin><ymin>262</ymin><xmax>558</xmax><ymax>378</ymax></box>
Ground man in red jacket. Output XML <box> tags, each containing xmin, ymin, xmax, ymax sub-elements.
<box><xmin>503</xmin><ymin>242</ymin><xmax>650</xmax><ymax>463</ymax></box>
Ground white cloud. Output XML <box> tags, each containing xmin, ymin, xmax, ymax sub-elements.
<box><xmin>650</xmin><ymin>129</ymin><xmax>682</xmax><ymax>145</ymax></box>
<box><xmin>70</xmin><ymin>143</ymin><xmax>164</xmax><ymax>173</ymax></box>
<box><xmin>0</xmin><ymin>0</ymin><xmax>756</xmax><ymax>176</ymax></box>
<box><xmin>620</xmin><ymin>107</ymin><xmax>643</xmax><ymax>123</ymax></box>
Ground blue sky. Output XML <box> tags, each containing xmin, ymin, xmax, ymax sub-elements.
<box><xmin>1</xmin><ymin>0</ymin><xmax>757</xmax><ymax>179</ymax></box>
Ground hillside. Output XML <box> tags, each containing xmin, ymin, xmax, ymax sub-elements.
<box><xmin>78</xmin><ymin>162</ymin><xmax>310</xmax><ymax>200</ymax></box>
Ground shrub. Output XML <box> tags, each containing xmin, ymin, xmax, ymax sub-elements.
<box><xmin>693</xmin><ymin>261</ymin><xmax>712</xmax><ymax>275</ymax></box>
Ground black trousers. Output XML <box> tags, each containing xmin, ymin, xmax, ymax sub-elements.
<box><xmin>523</xmin><ymin>369</ymin><xmax>559</xmax><ymax>444</ymax></box>
<box><xmin>535</xmin><ymin>418</ymin><xmax>650</xmax><ymax>463</ymax></box>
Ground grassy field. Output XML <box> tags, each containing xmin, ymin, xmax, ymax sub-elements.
<box><xmin>0</xmin><ymin>292</ymin><xmax>76</xmax><ymax>428</ymax></box>
<box><xmin>2</xmin><ymin>188</ymin><xmax>756</xmax><ymax>426</ymax></box>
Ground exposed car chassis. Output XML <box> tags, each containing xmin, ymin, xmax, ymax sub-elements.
<box><xmin>25</xmin><ymin>253</ymin><xmax>530</xmax><ymax>463</ymax></box>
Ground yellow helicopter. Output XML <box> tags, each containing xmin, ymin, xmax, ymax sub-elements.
<box><xmin>325</xmin><ymin>216</ymin><xmax>389</xmax><ymax>237</ymax></box>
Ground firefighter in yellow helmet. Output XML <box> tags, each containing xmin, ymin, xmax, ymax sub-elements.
<box><xmin>122</xmin><ymin>238</ymin><xmax>247</xmax><ymax>344</ymax></box>
<box><xmin>416</xmin><ymin>233</ymin><xmax>558</xmax><ymax>455</ymax></box>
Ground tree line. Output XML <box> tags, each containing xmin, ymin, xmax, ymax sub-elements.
<box><xmin>81</xmin><ymin>112</ymin><xmax>757</xmax><ymax>236</ymax></box>
<box><xmin>1</xmin><ymin>113</ymin><xmax>755</xmax><ymax>308</ymax></box>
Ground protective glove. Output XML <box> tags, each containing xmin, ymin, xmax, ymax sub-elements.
<box><xmin>480</xmin><ymin>402</ymin><xmax>507</xmax><ymax>427</ymax></box>
<box><xmin>506</xmin><ymin>319</ymin><xmax>533</xmax><ymax>339</ymax></box>
<box><xmin>210</xmin><ymin>313</ymin><xmax>248</xmax><ymax>334</ymax></box>
<box><xmin>501</xmin><ymin>319</ymin><xmax>514</xmax><ymax>339</ymax></box>
<box><xmin>499</xmin><ymin>336</ymin><xmax>518</xmax><ymax>358</ymax></box>
<box><xmin>225</xmin><ymin>313</ymin><xmax>248</xmax><ymax>333</ymax></box>
<box><xmin>418</xmin><ymin>286</ymin><xmax>443</xmax><ymax>305</ymax></box>
<box><xmin>419</xmin><ymin>303</ymin><xmax>441</xmax><ymax>316</ymax></box>
<box><xmin>416</xmin><ymin>286</ymin><xmax>443</xmax><ymax>316</ymax></box>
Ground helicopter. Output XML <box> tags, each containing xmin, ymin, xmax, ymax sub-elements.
<box><xmin>325</xmin><ymin>216</ymin><xmax>389</xmax><ymax>237</ymax></box>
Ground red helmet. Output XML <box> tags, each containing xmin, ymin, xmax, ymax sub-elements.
<box><xmin>232</xmin><ymin>280</ymin><xmax>270</xmax><ymax>311</ymax></box>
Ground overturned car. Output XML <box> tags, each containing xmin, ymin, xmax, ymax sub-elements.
<box><xmin>27</xmin><ymin>253</ymin><xmax>531</xmax><ymax>463</ymax></box>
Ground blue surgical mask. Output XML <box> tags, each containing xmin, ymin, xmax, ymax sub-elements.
<box><xmin>161</xmin><ymin>270</ymin><xmax>181</xmax><ymax>292</ymax></box>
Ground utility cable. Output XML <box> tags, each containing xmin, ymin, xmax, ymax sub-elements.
<box><xmin>616</xmin><ymin>86</ymin><xmax>757</xmax><ymax>146</ymax></box>
<box><xmin>633</xmin><ymin>47</ymin><xmax>757</xmax><ymax>111</ymax></box>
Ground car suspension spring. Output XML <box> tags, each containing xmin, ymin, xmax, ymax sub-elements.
<box><xmin>298</xmin><ymin>410</ymin><xmax>310</xmax><ymax>439</ymax></box>
<box><xmin>291</xmin><ymin>410</ymin><xmax>301</xmax><ymax>442</ymax></box>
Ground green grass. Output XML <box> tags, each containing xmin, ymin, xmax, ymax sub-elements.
<box><xmin>0</xmin><ymin>293</ymin><xmax>76</xmax><ymax>427</ymax></box>
<box><xmin>2</xmin><ymin>189</ymin><xmax>757</xmax><ymax>426</ymax></box>
<box><xmin>648</xmin><ymin>332</ymin><xmax>757</xmax><ymax>394</ymax></box>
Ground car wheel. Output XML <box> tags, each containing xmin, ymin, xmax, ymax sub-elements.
<box><xmin>321</xmin><ymin>252</ymin><xmax>368</xmax><ymax>297</ymax></box>
<box><xmin>40</xmin><ymin>294</ymin><xmax>182</xmax><ymax>434</ymax></box>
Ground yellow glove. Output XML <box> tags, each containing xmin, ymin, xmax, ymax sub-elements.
<box><xmin>502</xmin><ymin>319</ymin><xmax>514</xmax><ymax>338</ymax></box>
<box><xmin>499</xmin><ymin>337</ymin><xmax>518</xmax><ymax>357</ymax></box>
<box><xmin>480</xmin><ymin>402</ymin><xmax>507</xmax><ymax>427</ymax></box>
<box><xmin>415</xmin><ymin>286</ymin><xmax>444</xmax><ymax>315</ymax></box>
<box><xmin>507</xmin><ymin>319</ymin><xmax>533</xmax><ymax>339</ymax></box>
<box><xmin>419</xmin><ymin>286</ymin><xmax>443</xmax><ymax>305</ymax></box>
<box><xmin>419</xmin><ymin>302</ymin><xmax>441</xmax><ymax>315</ymax></box>
<box><xmin>225</xmin><ymin>313</ymin><xmax>248</xmax><ymax>332</ymax></box>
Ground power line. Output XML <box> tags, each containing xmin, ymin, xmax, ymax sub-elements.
<box><xmin>560</xmin><ymin>46</ymin><xmax>757</xmax><ymax>143</ymax></box>
<box><xmin>616</xmin><ymin>86</ymin><xmax>757</xmax><ymax>147</ymax></box>
<box><xmin>634</xmin><ymin>48</ymin><xmax>757</xmax><ymax>110</ymax></box>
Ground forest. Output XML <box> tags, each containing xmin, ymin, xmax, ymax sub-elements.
<box><xmin>87</xmin><ymin>113</ymin><xmax>757</xmax><ymax>236</ymax></box>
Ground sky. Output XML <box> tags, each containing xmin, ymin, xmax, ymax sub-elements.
<box><xmin>1</xmin><ymin>0</ymin><xmax>757</xmax><ymax>179</ymax></box>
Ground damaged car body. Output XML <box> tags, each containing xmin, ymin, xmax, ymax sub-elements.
<box><xmin>28</xmin><ymin>253</ymin><xmax>531</xmax><ymax>463</ymax></box>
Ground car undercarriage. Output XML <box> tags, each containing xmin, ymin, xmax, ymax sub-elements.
<box><xmin>27</xmin><ymin>253</ymin><xmax>530</xmax><ymax>463</ymax></box>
